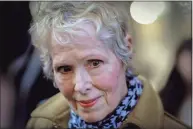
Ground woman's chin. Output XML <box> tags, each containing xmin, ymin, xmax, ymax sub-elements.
<box><xmin>83</xmin><ymin>117</ymin><xmax>98</xmax><ymax>123</ymax></box>
<box><xmin>79</xmin><ymin>111</ymin><xmax>106</xmax><ymax>123</ymax></box>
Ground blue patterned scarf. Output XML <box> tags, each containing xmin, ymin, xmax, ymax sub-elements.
<box><xmin>68</xmin><ymin>70</ymin><xmax>143</xmax><ymax>128</ymax></box>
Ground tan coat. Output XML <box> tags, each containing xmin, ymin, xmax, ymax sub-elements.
<box><xmin>26</xmin><ymin>76</ymin><xmax>191</xmax><ymax>129</ymax></box>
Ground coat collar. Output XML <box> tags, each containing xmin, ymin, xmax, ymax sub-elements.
<box><xmin>120</xmin><ymin>75</ymin><xmax>164</xmax><ymax>129</ymax></box>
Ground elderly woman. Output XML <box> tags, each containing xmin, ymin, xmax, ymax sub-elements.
<box><xmin>26</xmin><ymin>2</ymin><xmax>190</xmax><ymax>129</ymax></box>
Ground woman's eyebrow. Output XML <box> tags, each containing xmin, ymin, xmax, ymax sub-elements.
<box><xmin>81</xmin><ymin>53</ymin><xmax>108</xmax><ymax>60</ymax></box>
<box><xmin>53</xmin><ymin>62</ymin><xmax>70</xmax><ymax>70</ymax></box>
<box><xmin>52</xmin><ymin>56</ymin><xmax>72</xmax><ymax>67</ymax></box>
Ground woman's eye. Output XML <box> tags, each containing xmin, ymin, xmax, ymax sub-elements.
<box><xmin>57</xmin><ymin>66</ymin><xmax>72</xmax><ymax>74</ymax></box>
<box><xmin>88</xmin><ymin>60</ymin><xmax>103</xmax><ymax>68</ymax></box>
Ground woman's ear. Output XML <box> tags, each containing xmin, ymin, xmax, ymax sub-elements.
<box><xmin>123</xmin><ymin>33</ymin><xmax>133</xmax><ymax>71</ymax></box>
<box><xmin>124</xmin><ymin>34</ymin><xmax>132</xmax><ymax>51</ymax></box>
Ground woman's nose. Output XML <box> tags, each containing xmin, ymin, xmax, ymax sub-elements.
<box><xmin>74</xmin><ymin>67</ymin><xmax>92</xmax><ymax>94</ymax></box>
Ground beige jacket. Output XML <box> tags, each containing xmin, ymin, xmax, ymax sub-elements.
<box><xmin>26</xmin><ymin>76</ymin><xmax>191</xmax><ymax>129</ymax></box>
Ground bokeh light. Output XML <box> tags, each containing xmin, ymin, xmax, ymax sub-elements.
<box><xmin>130</xmin><ymin>2</ymin><xmax>166</xmax><ymax>24</ymax></box>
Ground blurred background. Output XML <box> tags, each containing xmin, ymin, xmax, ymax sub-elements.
<box><xmin>0</xmin><ymin>1</ymin><xmax>192</xmax><ymax>129</ymax></box>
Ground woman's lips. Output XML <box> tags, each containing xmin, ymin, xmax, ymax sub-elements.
<box><xmin>78</xmin><ymin>97</ymin><xmax>99</xmax><ymax>108</ymax></box>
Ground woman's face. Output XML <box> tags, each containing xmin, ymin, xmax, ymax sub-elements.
<box><xmin>50</xmin><ymin>24</ymin><xmax>128</xmax><ymax>122</ymax></box>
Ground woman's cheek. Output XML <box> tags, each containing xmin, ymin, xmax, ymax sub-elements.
<box><xmin>93</xmin><ymin>71</ymin><xmax>119</xmax><ymax>92</ymax></box>
<box><xmin>55</xmin><ymin>76</ymin><xmax>74</xmax><ymax>99</ymax></box>
<box><xmin>93</xmin><ymin>60</ymin><xmax>122</xmax><ymax>90</ymax></box>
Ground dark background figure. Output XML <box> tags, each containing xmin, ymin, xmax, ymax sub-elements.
<box><xmin>0</xmin><ymin>2</ymin><xmax>59</xmax><ymax>129</ymax></box>
<box><xmin>160</xmin><ymin>39</ymin><xmax>192</xmax><ymax>126</ymax></box>
<box><xmin>0</xmin><ymin>69</ymin><xmax>16</xmax><ymax>128</ymax></box>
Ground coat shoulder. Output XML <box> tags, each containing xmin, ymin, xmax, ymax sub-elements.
<box><xmin>26</xmin><ymin>93</ymin><xmax>70</xmax><ymax>129</ymax></box>
<box><xmin>30</xmin><ymin>93</ymin><xmax>69</xmax><ymax>118</ymax></box>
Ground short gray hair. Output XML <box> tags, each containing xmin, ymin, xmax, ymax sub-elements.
<box><xmin>29</xmin><ymin>1</ymin><xmax>133</xmax><ymax>80</ymax></box>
